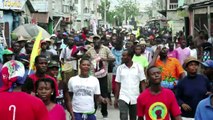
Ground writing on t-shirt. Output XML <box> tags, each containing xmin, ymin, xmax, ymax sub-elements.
<box><xmin>74</xmin><ymin>86</ymin><xmax>93</xmax><ymax>96</ymax></box>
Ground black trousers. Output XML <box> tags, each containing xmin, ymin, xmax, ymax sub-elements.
<box><xmin>98</xmin><ymin>75</ymin><xmax>108</xmax><ymax>117</ymax></box>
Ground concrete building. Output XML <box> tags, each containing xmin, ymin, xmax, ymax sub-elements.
<box><xmin>158</xmin><ymin>0</ymin><xmax>185</xmax><ymax>36</ymax></box>
<box><xmin>72</xmin><ymin>0</ymin><xmax>101</xmax><ymax>31</ymax></box>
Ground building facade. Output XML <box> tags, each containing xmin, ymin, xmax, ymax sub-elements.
<box><xmin>178</xmin><ymin>0</ymin><xmax>213</xmax><ymax>36</ymax></box>
<box><xmin>158</xmin><ymin>0</ymin><xmax>185</xmax><ymax>37</ymax></box>
<box><xmin>0</xmin><ymin>0</ymin><xmax>35</xmax><ymax>47</ymax></box>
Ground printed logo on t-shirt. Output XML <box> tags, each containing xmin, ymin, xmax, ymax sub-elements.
<box><xmin>148</xmin><ymin>102</ymin><xmax>167</xmax><ymax>120</ymax></box>
<box><xmin>74</xmin><ymin>86</ymin><xmax>93</xmax><ymax>96</ymax></box>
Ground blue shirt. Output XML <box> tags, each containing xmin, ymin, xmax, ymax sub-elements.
<box><xmin>195</xmin><ymin>95</ymin><xmax>213</xmax><ymax>120</ymax></box>
<box><xmin>176</xmin><ymin>74</ymin><xmax>210</xmax><ymax>118</ymax></box>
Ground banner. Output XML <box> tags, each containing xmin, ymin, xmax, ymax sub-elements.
<box><xmin>0</xmin><ymin>0</ymin><xmax>26</xmax><ymax>10</ymax></box>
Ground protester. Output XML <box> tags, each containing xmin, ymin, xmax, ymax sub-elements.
<box><xmin>195</xmin><ymin>91</ymin><xmax>213</xmax><ymax>120</ymax></box>
<box><xmin>60</xmin><ymin>37</ymin><xmax>79</xmax><ymax>82</ymax></box>
<box><xmin>0</xmin><ymin>49</ymin><xmax>14</xmax><ymax>87</ymax></box>
<box><xmin>25</xmin><ymin>41</ymin><xmax>33</xmax><ymax>57</ymax></box>
<box><xmin>22</xmin><ymin>55</ymin><xmax>59</xmax><ymax>96</ymax></box>
<box><xmin>176</xmin><ymin>56</ymin><xmax>210</xmax><ymax>118</ymax></box>
<box><xmin>114</xmin><ymin>49</ymin><xmax>146</xmax><ymax>120</ymax></box>
<box><xmin>0</xmin><ymin>60</ymin><xmax>49</xmax><ymax>120</ymax></box>
<box><xmin>140</xmin><ymin>41</ymin><xmax>153</xmax><ymax>63</ymax></box>
<box><xmin>12</xmin><ymin>41</ymin><xmax>22</xmax><ymax>59</ymax></box>
<box><xmin>149</xmin><ymin>46</ymin><xmax>185</xmax><ymax>89</ymax></box>
<box><xmin>201</xmin><ymin>34</ymin><xmax>212</xmax><ymax>61</ymax></box>
<box><xmin>17</xmin><ymin>36</ymin><xmax>28</xmax><ymax>54</ymax></box>
<box><xmin>201</xmin><ymin>60</ymin><xmax>213</xmax><ymax>92</ymax></box>
<box><xmin>188</xmin><ymin>42</ymin><xmax>197</xmax><ymax>59</ymax></box>
<box><xmin>132</xmin><ymin>44</ymin><xmax>149</xmax><ymax>69</ymax></box>
<box><xmin>47</xmin><ymin>60</ymin><xmax>74</xmax><ymax>119</ymax></box>
<box><xmin>45</xmin><ymin>38</ymin><xmax>57</xmax><ymax>55</ymax></box>
<box><xmin>111</xmin><ymin>39</ymin><xmax>123</xmax><ymax>94</ymax></box>
<box><xmin>194</xmin><ymin>31</ymin><xmax>205</xmax><ymax>59</ymax></box>
<box><xmin>68</xmin><ymin>58</ymin><xmax>108</xmax><ymax>120</ymax></box>
<box><xmin>35</xmin><ymin>78</ymin><xmax>66</xmax><ymax>120</ymax></box>
<box><xmin>137</xmin><ymin>66</ymin><xmax>182</xmax><ymax>120</ymax></box>
<box><xmin>168</xmin><ymin>42</ymin><xmax>178</xmax><ymax>59</ymax></box>
<box><xmin>40</xmin><ymin>40</ymin><xmax>53</xmax><ymax>63</ymax></box>
<box><xmin>86</xmin><ymin>35</ymin><xmax>115</xmax><ymax>118</ymax></box>
<box><xmin>175</xmin><ymin>39</ymin><xmax>190</xmax><ymax>65</ymax></box>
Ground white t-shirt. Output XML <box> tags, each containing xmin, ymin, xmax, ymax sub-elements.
<box><xmin>188</xmin><ymin>47</ymin><xmax>198</xmax><ymax>59</ymax></box>
<box><xmin>68</xmin><ymin>75</ymin><xmax>100</xmax><ymax>113</ymax></box>
<box><xmin>60</xmin><ymin>47</ymin><xmax>77</xmax><ymax>70</ymax></box>
<box><xmin>115</xmin><ymin>62</ymin><xmax>146</xmax><ymax>104</ymax></box>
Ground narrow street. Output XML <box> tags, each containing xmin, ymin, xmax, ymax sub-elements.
<box><xmin>96</xmin><ymin>102</ymin><xmax>119</xmax><ymax>120</ymax></box>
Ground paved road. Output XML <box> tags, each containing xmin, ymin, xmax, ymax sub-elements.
<box><xmin>96</xmin><ymin>104</ymin><xmax>119</xmax><ymax>120</ymax></box>
<box><xmin>66</xmin><ymin>100</ymin><xmax>120</xmax><ymax>120</ymax></box>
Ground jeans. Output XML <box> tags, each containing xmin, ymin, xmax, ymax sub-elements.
<box><xmin>98</xmin><ymin>75</ymin><xmax>108</xmax><ymax>117</ymax></box>
<box><xmin>118</xmin><ymin>100</ymin><xmax>137</xmax><ymax>120</ymax></box>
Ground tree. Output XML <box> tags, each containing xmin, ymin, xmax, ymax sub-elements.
<box><xmin>114</xmin><ymin>0</ymin><xmax>140</xmax><ymax>25</ymax></box>
<box><xmin>97</xmin><ymin>0</ymin><xmax>110</xmax><ymax>21</ymax></box>
<box><xmin>97</xmin><ymin>0</ymin><xmax>140</xmax><ymax>26</ymax></box>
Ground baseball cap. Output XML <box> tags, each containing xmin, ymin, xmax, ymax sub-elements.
<box><xmin>48</xmin><ymin>61</ymin><xmax>59</xmax><ymax>68</ymax></box>
<box><xmin>2</xmin><ymin>49</ymin><xmax>14</xmax><ymax>55</ymax></box>
<box><xmin>202</xmin><ymin>60</ymin><xmax>213</xmax><ymax>68</ymax></box>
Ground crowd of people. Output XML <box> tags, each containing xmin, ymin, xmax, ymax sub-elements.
<box><xmin>0</xmin><ymin>26</ymin><xmax>213</xmax><ymax>120</ymax></box>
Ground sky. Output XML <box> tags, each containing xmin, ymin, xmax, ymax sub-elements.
<box><xmin>109</xmin><ymin>0</ymin><xmax>153</xmax><ymax>11</ymax></box>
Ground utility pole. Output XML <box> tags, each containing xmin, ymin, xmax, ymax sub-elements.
<box><xmin>104</xmin><ymin>0</ymin><xmax>107</xmax><ymax>28</ymax></box>
<box><xmin>80</xmin><ymin>0</ymin><xmax>84</xmax><ymax>29</ymax></box>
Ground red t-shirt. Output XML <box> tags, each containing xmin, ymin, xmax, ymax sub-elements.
<box><xmin>0</xmin><ymin>92</ymin><xmax>49</xmax><ymax>120</ymax></box>
<box><xmin>137</xmin><ymin>88</ymin><xmax>181</xmax><ymax>120</ymax></box>
<box><xmin>29</xmin><ymin>74</ymin><xmax>59</xmax><ymax>96</ymax></box>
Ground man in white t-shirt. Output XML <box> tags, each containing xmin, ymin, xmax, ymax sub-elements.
<box><xmin>114</xmin><ymin>49</ymin><xmax>146</xmax><ymax>120</ymax></box>
<box><xmin>68</xmin><ymin>58</ymin><xmax>107</xmax><ymax>120</ymax></box>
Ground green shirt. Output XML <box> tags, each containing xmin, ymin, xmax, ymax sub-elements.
<box><xmin>132</xmin><ymin>55</ymin><xmax>149</xmax><ymax>68</ymax></box>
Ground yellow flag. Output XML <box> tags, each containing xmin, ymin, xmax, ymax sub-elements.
<box><xmin>28</xmin><ymin>31</ymin><xmax>42</xmax><ymax>74</ymax></box>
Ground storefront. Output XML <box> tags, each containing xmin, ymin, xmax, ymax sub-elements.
<box><xmin>0</xmin><ymin>0</ymin><xmax>34</xmax><ymax>47</ymax></box>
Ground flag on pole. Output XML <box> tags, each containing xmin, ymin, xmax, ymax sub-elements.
<box><xmin>28</xmin><ymin>31</ymin><xmax>42</xmax><ymax>74</ymax></box>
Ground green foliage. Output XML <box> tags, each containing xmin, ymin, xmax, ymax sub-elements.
<box><xmin>97</xmin><ymin>0</ymin><xmax>139</xmax><ymax>25</ymax></box>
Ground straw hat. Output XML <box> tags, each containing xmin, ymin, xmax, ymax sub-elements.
<box><xmin>139</xmin><ymin>40</ymin><xmax>147</xmax><ymax>45</ymax></box>
<box><xmin>93</xmin><ymin>35</ymin><xmax>101</xmax><ymax>40</ymax></box>
<box><xmin>183</xmin><ymin>56</ymin><xmax>200</xmax><ymax>70</ymax></box>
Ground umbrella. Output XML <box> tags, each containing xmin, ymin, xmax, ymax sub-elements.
<box><xmin>12</xmin><ymin>24</ymin><xmax>51</xmax><ymax>40</ymax></box>
<box><xmin>0</xmin><ymin>60</ymin><xmax>25</xmax><ymax>92</ymax></box>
